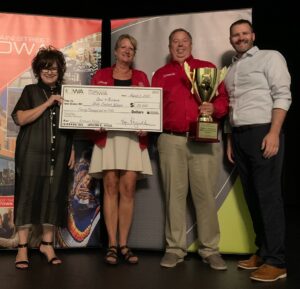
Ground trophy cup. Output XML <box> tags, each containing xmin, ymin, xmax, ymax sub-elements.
<box><xmin>184</xmin><ymin>62</ymin><xmax>227</xmax><ymax>142</ymax></box>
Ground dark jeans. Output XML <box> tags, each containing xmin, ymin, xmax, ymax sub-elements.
<box><xmin>232</xmin><ymin>124</ymin><xmax>285</xmax><ymax>268</ymax></box>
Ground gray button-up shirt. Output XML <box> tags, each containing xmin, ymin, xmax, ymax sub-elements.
<box><xmin>224</xmin><ymin>46</ymin><xmax>292</xmax><ymax>127</ymax></box>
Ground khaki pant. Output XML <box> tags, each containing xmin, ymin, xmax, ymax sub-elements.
<box><xmin>158</xmin><ymin>133</ymin><xmax>221</xmax><ymax>258</ymax></box>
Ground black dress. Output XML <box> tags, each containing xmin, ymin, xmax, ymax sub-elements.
<box><xmin>12</xmin><ymin>81</ymin><xmax>73</xmax><ymax>226</ymax></box>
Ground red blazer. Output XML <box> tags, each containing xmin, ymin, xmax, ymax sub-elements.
<box><xmin>91</xmin><ymin>66</ymin><xmax>150</xmax><ymax>150</ymax></box>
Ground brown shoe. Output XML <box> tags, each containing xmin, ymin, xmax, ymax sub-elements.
<box><xmin>250</xmin><ymin>264</ymin><xmax>287</xmax><ymax>282</ymax></box>
<box><xmin>237</xmin><ymin>255</ymin><xmax>263</xmax><ymax>270</ymax></box>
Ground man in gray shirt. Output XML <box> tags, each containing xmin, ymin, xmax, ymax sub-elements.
<box><xmin>224</xmin><ymin>19</ymin><xmax>291</xmax><ymax>282</ymax></box>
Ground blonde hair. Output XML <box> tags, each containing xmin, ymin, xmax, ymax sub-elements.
<box><xmin>114</xmin><ymin>34</ymin><xmax>137</xmax><ymax>52</ymax></box>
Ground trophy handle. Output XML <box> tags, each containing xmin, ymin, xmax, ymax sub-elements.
<box><xmin>184</xmin><ymin>62</ymin><xmax>200</xmax><ymax>100</ymax></box>
<box><xmin>192</xmin><ymin>71</ymin><xmax>202</xmax><ymax>103</ymax></box>
<box><xmin>208</xmin><ymin>67</ymin><xmax>228</xmax><ymax>101</ymax></box>
<box><xmin>207</xmin><ymin>70</ymin><xmax>220</xmax><ymax>102</ymax></box>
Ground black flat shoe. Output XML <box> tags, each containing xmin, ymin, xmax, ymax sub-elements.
<box><xmin>15</xmin><ymin>243</ymin><xmax>29</xmax><ymax>270</ymax></box>
<box><xmin>39</xmin><ymin>240</ymin><xmax>61</xmax><ymax>265</ymax></box>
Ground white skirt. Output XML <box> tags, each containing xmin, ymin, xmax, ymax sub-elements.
<box><xmin>89</xmin><ymin>131</ymin><xmax>153</xmax><ymax>179</ymax></box>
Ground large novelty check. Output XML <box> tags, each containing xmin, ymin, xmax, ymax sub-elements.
<box><xmin>59</xmin><ymin>85</ymin><xmax>162</xmax><ymax>132</ymax></box>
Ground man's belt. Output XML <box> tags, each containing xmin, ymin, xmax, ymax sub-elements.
<box><xmin>163</xmin><ymin>130</ymin><xmax>189</xmax><ymax>137</ymax></box>
<box><xmin>232</xmin><ymin>123</ymin><xmax>270</xmax><ymax>133</ymax></box>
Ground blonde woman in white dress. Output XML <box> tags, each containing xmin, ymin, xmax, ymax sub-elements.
<box><xmin>89</xmin><ymin>34</ymin><xmax>152</xmax><ymax>265</ymax></box>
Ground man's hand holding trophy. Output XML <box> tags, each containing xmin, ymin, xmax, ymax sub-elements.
<box><xmin>184</xmin><ymin>62</ymin><xmax>227</xmax><ymax>142</ymax></box>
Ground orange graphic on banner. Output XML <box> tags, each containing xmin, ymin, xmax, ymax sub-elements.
<box><xmin>0</xmin><ymin>196</ymin><xmax>14</xmax><ymax>207</ymax></box>
<box><xmin>0</xmin><ymin>13</ymin><xmax>102</xmax><ymax>90</ymax></box>
<box><xmin>111</xmin><ymin>19</ymin><xmax>137</xmax><ymax>30</ymax></box>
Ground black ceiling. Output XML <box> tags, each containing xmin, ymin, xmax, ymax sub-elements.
<box><xmin>1</xmin><ymin>0</ymin><xmax>254</xmax><ymax>20</ymax></box>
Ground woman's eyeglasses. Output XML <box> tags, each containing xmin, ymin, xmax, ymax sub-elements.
<box><xmin>42</xmin><ymin>67</ymin><xmax>58</xmax><ymax>73</ymax></box>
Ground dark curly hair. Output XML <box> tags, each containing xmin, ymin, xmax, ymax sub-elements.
<box><xmin>32</xmin><ymin>46</ymin><xmax>66</xmax><ymax>84</ymax></box>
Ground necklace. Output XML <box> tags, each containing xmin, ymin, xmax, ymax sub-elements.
<box><xmin>42</xmin><ymin>88</ymin><xmax>56</xmax><ymax>180</ymax></box>
<box><xmin>42</xmin><ymin>89</ymin><xmax>55</xmax><ymax>139</ymax></box>
<box><xmin>113</xmin><ymin>67</ymin><xmax>132</xmax><ymax>79</ymax></box>
<box><xmin>42</xmin><ymin>89</ymin><xmax>54</xmax><ymax>116</ymax></box>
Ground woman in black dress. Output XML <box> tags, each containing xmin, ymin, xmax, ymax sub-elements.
<box><xmin>12</xmin><ymin>46</ymin><xmax>75</xmax><ymax>269</ymax></box>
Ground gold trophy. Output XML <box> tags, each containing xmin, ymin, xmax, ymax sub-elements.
<box><xmin>184</xmin><ymin>62</ymin><xmax>227</xmax><ymax>142</ymax></box>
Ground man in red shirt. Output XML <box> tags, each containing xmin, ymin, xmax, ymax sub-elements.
<box><xmin>152</xmin><ymin>28</ymin><xmax>228</xmax><ymax>269</ymax></box>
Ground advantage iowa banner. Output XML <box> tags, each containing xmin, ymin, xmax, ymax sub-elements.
<box><xmin>0</xmin><ymin>12</ymin><xmax>102</xmax><ymax>249</ymax></box>
<box><xmin>111</xmin><ymin>9</ymin><xmax>256</xmax><ymax>254</ymax></box>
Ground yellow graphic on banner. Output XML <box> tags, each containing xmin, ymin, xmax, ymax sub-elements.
<box><xmin>188</xmin><ymin>177</ymin><xmax>256</xmax><ymax>254</ymax></box>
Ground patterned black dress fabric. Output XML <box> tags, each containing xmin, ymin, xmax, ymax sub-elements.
<box><xmin>12</xmin><ymin>81</ymin><xmax>73</xmax><ymax>226</ymax></box>
<box><xmin>114</xmin><ymin>79</ymin><xmax>132</xmax><ymax>86</ymax></box>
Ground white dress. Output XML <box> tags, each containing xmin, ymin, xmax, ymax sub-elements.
<box><xmin>89</xmin><ymin>131</ymin><xmax>152</xmax><ymax>179</ymax></box>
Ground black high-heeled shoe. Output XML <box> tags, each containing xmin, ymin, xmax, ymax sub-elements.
<box><xmin>15</xmin><ymin>243</ymin><xmax>29</xmax><ymax>270</ymax></box>
<box><xmin>39</xmin><ymin>240</ymin><xmax>61</xmax><ymax>265</ymax></box>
